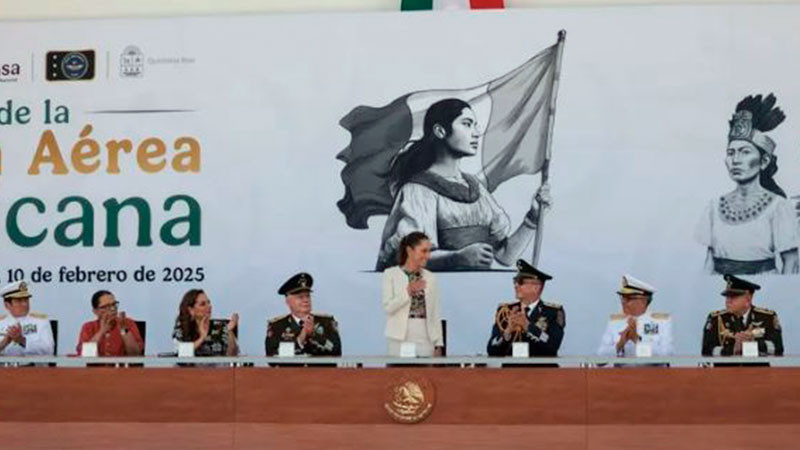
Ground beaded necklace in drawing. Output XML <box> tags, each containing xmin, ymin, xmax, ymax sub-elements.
<box><xmin>718</xmin><ymin>191</ymin><xmax>774</xmax><ymax>224</ymax></box>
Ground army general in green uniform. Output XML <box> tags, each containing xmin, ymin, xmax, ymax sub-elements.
<box><xmin>702</xmin><ymin>274</ymin><xmax>783</xmax><ymax>357</ymax></box>
<box><xmin>265</xmin><ymin>272</ymin><xmax>342</xmax><ymax>356</ymax></box>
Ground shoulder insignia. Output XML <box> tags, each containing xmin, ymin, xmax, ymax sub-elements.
<box><xmin>314</xmin><ymin>312</ymin><xmax>333</xmax><ymax>318</ymax></box>
<box><xmin>269</xmin><ymin>314</ymin><xmax>290</xmax><ymax>324</ymax></box>
<box><xmin>29</xmin><ymin>312</ymin><xmax>48</xmax><ymax>319</ymax></box>
<box><xmin>651</xmin><ymin>312</ymin><xmax>670</xmax><ymax>319</ymax></box>
<box><xmin>542</xmin><ymin>300</ymin><xmax>562</xmax><ymax>309</ymax></box>
<box><xmin>753</xmin><ymin>306</ymin><xmax>776</xmax><ymax>315</ymax></box>
<box><xmin>610</xmin><ymin>313</ymin><xmax>626</xmax><ymax>320</ymax></box>
<box><xmin>710</xmin><ymin>309</ymin><xmax>726</xmax><ymax>317</ymax></box>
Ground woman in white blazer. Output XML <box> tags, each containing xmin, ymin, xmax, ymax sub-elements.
<box><xmin>381</xmin><ymin>231</ymin><xmax>443</xmax><ymax>357</ymax></box>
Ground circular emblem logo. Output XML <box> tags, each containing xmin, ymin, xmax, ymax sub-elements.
<box><xmin>61</xmin><ymin>52</ymin><xmax>89</xmax><ymax>79</ymax></box>
<box><xmin>384</xmin><ymin>376</ymin><xmax>435</xmax><ymax>424</ymax></box>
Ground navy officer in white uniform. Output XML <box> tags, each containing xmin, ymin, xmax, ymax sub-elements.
<box><xmin>0</xmin><ymin>281</ymin><xmax>55</xmax><ymax>356</ymax></box>
<box><xmin>597</xmin><ymin>275</ymin><xmax>673</xmax><ymax>357</ymax></box>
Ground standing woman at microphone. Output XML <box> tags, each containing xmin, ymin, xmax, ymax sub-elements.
<box><xmin>381</xmin><ymin>231</ymin><xmax>444</xmax><ymax>357</ymax></box>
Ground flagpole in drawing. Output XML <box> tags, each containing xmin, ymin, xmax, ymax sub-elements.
<box><xmin>532</xmin><ymin>30</ymin><xmax>566</xmax><ymax>266</ymax></box>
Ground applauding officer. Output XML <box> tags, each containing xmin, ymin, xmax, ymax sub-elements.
<box><xmin>702</xmin><ymin>274</ymin><xmax>783</xmax><ymax>357</ymax></box>
<box><xmin>487</xmin><ymin>260</ymin><xmax>565</xmax><ymax>357</ymax></box>
<box><xmin>0</xmin><ymin>281</ymin><xmax>54</xmax><ymax>356</ymax></box>
<box><xmin>597</xmin><ymin>275</ymin><xmax>673</xmax><ymax>357</ymax></box>
<box><xmin>266</xmin><ymin>273</ymin><xmax>341</xmax><ymax>356</ymax></box>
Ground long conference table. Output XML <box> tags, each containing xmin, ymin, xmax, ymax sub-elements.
<box><xmin>2</xmin><ymin>355</ymin><xmax>800</xmax><ymax>450</ymax></box>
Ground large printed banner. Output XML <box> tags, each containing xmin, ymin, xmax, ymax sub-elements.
<box><xmin>2</xmin><ymin>5</ymin><xmax>800</xmax><ymax>356</ymax></box>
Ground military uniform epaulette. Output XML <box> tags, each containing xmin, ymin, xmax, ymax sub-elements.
<box><xmin>610</xmin><ymin>313</ymin><xmax>626</xmax><ymax>320</ymax></box>
<box><xmin>497</xmin><ymin>301</ymin><xmax>517</xmax><ymax>308</ymax></box>
<box><xmin>710</xmin><ymin>309</ymin><xmax>727</xmax><ymax>317</ymax></box>
<box><xmin>753</xmin><ymin>306</ymin><xmax>776</xmax><ymax>315</ymax></box>
<box><xmin>314</xmin><ymin>313</ymin><xmax>333</xmax><ymax>319</ymax></box>
<box><xmin>269</xmin><ymin>314</ymin><xmax>290</xmax><ymax>324</ymax></box>
<box><xmin>651</xmin><ymin>312</ymin><xmax>670</xmax><ymax>319</ymax></box>
<box><xmin>541</xmin><ymin>300</ymin><xmax>562</xmax><ymax>309</ymax></box>
<box><xmin>29</xmin><ymin>312</ymin><xmax>48</xmax><ymax>319</ymax></box>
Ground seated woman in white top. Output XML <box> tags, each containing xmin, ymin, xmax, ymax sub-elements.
<box><xmin>381</xmin><ymin>231</ymin><xmax>443</xmax><ymax>357</ymax></box>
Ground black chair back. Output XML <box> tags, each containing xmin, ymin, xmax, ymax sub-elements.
<box><xmin>441</xmin><ymin>319</ymin><xmax>447</xmax><ymax>356</ymax></box>
<box><xmin>135</xmin><ymin>320</ymin><xmax>146</xmax><ymax>344</ymax></box>
<box><xmin>49</xmin><ymin>320</ymin><xmax>58</xmax><ymax>355</ymax></box>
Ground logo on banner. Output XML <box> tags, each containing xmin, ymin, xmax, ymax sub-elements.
<box><xmin>0</xmin><ymin>62</ymin><xmax>21</xmax><ymax>82</ymax></box>
<box><xmin>120</xmin><ymin>45</ymin><xmax>144</xmax><ymax>78</ymax></box>
<box><xmin>46</xmin><ymin>50</ymin><xmax>95</xmax><ymax>81</ymax></box>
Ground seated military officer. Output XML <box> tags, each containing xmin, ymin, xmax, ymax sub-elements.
<box><xmin>265</xmin><ymin>273</ymin><xmax>342</xmax><ymax>356</ymax></box>
<box><xmin>487</xmin><ymin>260</ymin><xmax>565</xmax><ymax>357</ymax></box>
<box><xmin>597</xmin><ymin>275</ymin><xmax>673</xmax><ymax>357</ymax></box>
<box><xmin>0</xmin><ymin>281</ymin><xmax>54</xmax><ymax>356</ymax></box>
<box><xmin>702</xmin><ymin>274</ymin><xmax>783</xmax><ymax>357</ymax></box>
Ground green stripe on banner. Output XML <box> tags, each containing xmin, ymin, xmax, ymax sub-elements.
<box><xmin>401</xmin><ymin>0</ymin><xmax>433</xmax><ymax>10</ymax></box>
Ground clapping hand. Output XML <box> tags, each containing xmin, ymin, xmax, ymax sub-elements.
<box><xmin>227</xmin><ymin>313</ymin><xmax>239</xmax><ymax>333</ymax></box>
<box><xmin>100</xmin><ymin>313</ymin><xmax>115</xmax><ymax>334</ymax></box>
<box><xmin>504</xmin><ymin>308</ymin><xmax>529</xmax><ymax>341</ymax></box>
<box><xmin>625</xmin><ymin>317</ymin><xmax>639</xmax><ymax>343</ymax></box>
<box><xmin>6</xmin><ymin>323</ymin><xmax>23</xmax><ymax>344</ymax></box>
<box><xmin>197</xmin><ymin>315</ymin><xmax>211</xmax><ymax>340</ymax></box>
<box><xmin>298</xmin><ymin>315</ymin><xmax>315</xmax><ymax>346</ymax></box>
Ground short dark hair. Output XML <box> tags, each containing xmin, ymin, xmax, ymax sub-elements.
<box><xmin>91</xmin><ymin>290</ymin><xmax>114</xmax><ymax>309</ymax></box>
<box><xmin>396</xmin><ymin>231</ymin><xmax>430</xmax><ymax>266</ymax></box>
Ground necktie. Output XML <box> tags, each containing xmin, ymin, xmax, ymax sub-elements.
<box><xmin>734</xmin><ymin>316</ymin><xmax>744</xmax><ymax>332</ymax></box>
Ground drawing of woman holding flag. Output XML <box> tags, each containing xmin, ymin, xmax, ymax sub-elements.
<box><xmin>336</xmin><ymin>32</ymin><xmax>566</xmax><ymax>272</ymax></box>
<box><xmin>375</xmin><ymin>98</ymin><xmax>550</xmax><ymax>271</ymax></box>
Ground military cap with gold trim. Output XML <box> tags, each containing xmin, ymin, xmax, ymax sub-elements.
<box><xmin>514</xmin><ymin>259</ymin><xmax>552</xmax><ymax>282</ymax></box>
<box><xmin>720</xmin><ymin>274</ymin><xmax>760</xmax><ymax>296</ymax></box>
<box><xmin>1</xmin><ymin>280</ymin><xmax>32</xmax><ymax>301</ymax></box>
<box><xmin>278</xmin><ymin>272</ymin><xmax>313</xmax><ymax>296</ymax></box>
<box><xmin>617</xmin><ymin>274</ymin><xmax>655</xmax><ymax>296</ymax></box>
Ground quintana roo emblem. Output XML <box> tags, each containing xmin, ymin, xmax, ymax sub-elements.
<box><xmin>383</xmin><ymin>376</ymin><xmax>436</xmax><ymax>424</ymax></box>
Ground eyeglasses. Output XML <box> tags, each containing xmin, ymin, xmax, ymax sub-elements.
<box><xmin>96</xmin><ymin>301</ymin><xmax>120</xmax><ymax>310</ymax></box>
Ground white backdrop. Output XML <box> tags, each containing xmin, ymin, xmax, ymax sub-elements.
<box><xmin>2</xmin><ymin>5</ymin><xmax>800</xmax><ymax>356</ymax></box>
